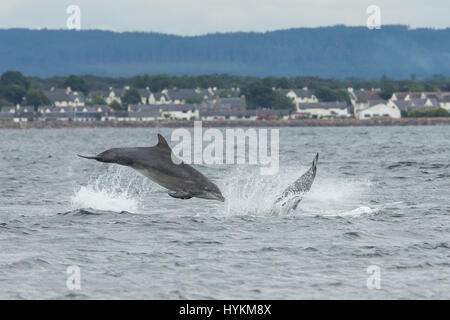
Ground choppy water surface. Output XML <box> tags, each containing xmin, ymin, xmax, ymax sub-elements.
<box><xmin>0</xmin><ymin>126</ymin><xmax>449</xmax><ymax>299</ymax></box>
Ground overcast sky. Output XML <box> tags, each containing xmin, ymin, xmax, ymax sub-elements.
<box><xmin>0</xmin><ymin>0</ymin><xmax>448</xmax><ymax>35</ymax></box>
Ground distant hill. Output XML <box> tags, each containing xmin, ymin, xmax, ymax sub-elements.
<box><xmin>1</xmin><ymin>26</ymin><xmax>449</xmax><ymax>78</ymax></box>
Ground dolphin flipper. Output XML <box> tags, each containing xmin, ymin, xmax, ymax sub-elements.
<box><xmin>168</xmin><ymin>191</ymin><xmax>193</xmax><ymax>200</ymax></box>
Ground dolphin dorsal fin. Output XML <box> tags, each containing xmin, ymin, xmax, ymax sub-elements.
<box><xmin>156</xmin><ymin>134</ymin><xmax>171</xmax><ymax>150</ymax></box>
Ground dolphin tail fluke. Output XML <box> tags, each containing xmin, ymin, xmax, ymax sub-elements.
<box><xmin>311</xmin><ymin>153</ymin><xmax>319</xmax><ymax>170</ymax></box>
<box><xmin>77</xmin><ymin>154</ymin><xmax>100</xmax><ymax>161</ymax></box>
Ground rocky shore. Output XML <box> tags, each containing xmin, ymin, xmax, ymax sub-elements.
<box><xmin>1</xmin><ymin>118</ymin><xmax>450</xmax><ymax>129</ymax></box>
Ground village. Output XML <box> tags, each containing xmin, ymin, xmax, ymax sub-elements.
<box><xmin>1</xmin><ymin>85</ymin><xmax>450</xmax><ymax>123</ymax></box>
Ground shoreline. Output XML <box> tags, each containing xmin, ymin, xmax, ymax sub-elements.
<box><xmin>1</xmin><ymin>118</ymin><xmax>450</xmax><ymax>129</ymax></box>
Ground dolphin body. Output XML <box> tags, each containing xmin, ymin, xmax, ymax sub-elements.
<box><xmin>272</xmin><ymin>153</ymin><xmax>319</xmax><ymax>213</ymax></box>
<box><xmin>78</xmin><ymin>134</ymin><xmax>225</xmax><ymax>202</ymax></box>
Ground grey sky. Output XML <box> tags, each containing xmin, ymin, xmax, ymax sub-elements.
<box><xmin>0</xmin><ymin>0</ymin><xmax>448</xmax><ymax>35</ymax></box>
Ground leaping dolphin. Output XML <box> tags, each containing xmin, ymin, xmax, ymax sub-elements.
<box><xmin>78</xmin><ymin>134</ymin><xmax>225</xmax><ymax>202</ymax></box>
<box><xmin>272</xmin><ymin>153</ymin><xmax>318</xmax><ymax>212</ymax></box>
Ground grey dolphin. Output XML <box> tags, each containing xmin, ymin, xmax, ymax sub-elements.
<box><xmin>78</xmin><ymin>134</ymin><xmax>225</xmax><ymax>202</ymax></box>
<box><xmin>273</xmin><ymin>153</ymin><xmax>318</xmax><ymax>212</ymax></box>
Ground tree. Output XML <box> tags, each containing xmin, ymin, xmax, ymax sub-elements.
<box><xmin>379</xmin><ymin>82</ymin><xmax>396</xmax><ymax>100</ymax></box>
<box><xmin>0</xmin><ymin>71</ymin><xmax>30</xmax><ymax>90</ymax></box>
<box><xmin>1</xmin><ymin>84</ymin><xmax>26</xmax><ymax>105</ymax></box>
<box><xmin>147</xmin><ymin>74</ymin><xmax>171</xmax><ymax>92</ymax></box>
<box><xmin>335</xmin><ymin>88</ymin><xmax>351</xmax><ymax>105</ymax></box>
<box><xmin>185</xmin><ymin>96</ymin><xmax>203</xmax><ymax>104</ymax></box>
<box><xmin>25</xmin><ymin>89</ymin><xmax>51</xmax><ymax>108</ymax></box>
<box><xmin>241</xmin><ymin>82</ymin><xmax>276</xmax><ymax>109</ymax></box>
<box><xmin>272</xmin><ymin>94</ymin><xmax>295</xmax><ymax>110</ymax></box>
<box><xmin>314</xmin><ymin>87</ymin><xmax>337</xmax><ymax>102</ymax></box>
<box><xmin>121</xmin><ymin>88</ymin><xmax>141</xmax><ymax>106</ymax></box>
<box><xmin>88</xmin><ymin>94</ymin><xmax>107</xmax><ymax>105</ymax></box>
<box><xmin>408</xmin><ymin>84</ymin><xmax>425</xmax><ymax>92</ymax></box>
<box><xmin>408</xmin><ymin>108</ymin><xmax>448</xmax><ymax>118</ymax></box>
<box><xmin>218</xmin><ymin>89</ymin><xmax>235</xmax><ymax>98</ymax></box>
<box><xmin>241</xmin><ymin>82</ymin><xmax>295</xmax><ymax>110</ymax></box>
<box><xmin>62</xmin><ymin>75</ymin><xmax>88</xmax><ymax>94</ymax></box>
<box><xmin>109</xmin><ymin>100</ymin><xmax>124</xmax><ymax>111</ymax></box>
<box><xmin>0</xmin><ymin>98</ymin><xmax>13</xmax><ymax>106</ymax></box>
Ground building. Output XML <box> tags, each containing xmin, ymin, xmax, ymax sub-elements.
<box><xmin>129</xmin><ymin>104</ymin><xmax>198</xmax><ymax>120</ymax></box>
<box><xmin>148</xmin><ymin>92</ymin><xmax>170</xmax><ymax>104</ymax></box>
<box><xmin>356</xmin><ymin>100</ymin><xmax>401</xmax><ymax>119</ymax></box>
<box><xmin>73</xmin><ymin>105</ymin><xmax>113</xmax><ymax>121</ymax></box>
<box><xmin>216</xmin><ymin>97</ymin><xmax>246</xmax><ymax>110</ymax></box>
<box><xmin>277</xmin><ymin>88</ymin><xmax>318</xmax><ymax>110</ymax></box>
<box><xmin>105</xmin><ymin>87</ymin><xmax>125</xmax><ymax>104</ymax></box>
<box><xmin>126</xmin><ymin>104</ymin><xmax>162</xmax><ymax>121</ymax></box>
<box><xmin>391</xmin><ymin>97</ymin><xmax>440</xmax><ymax>114</ymax></box>
<box><xmin>297</xmin><ymin>102</ymin><xmax>350</xmax><ymax>119</ymax></box>
<box><xmin>0</xmin><ymin>111</ymin><xmax>14</xmax><ymax>121</ymax></box>
<box><xmin>160</xmin><ymin>104</ymin><xmax>199</xmax><ymax>120</ymax></box>
<box><xmin>137</xmin><ymin>88</ymin><xmax>151</xmax><ymax>105</ymax></box>
<box><xmin>163</xmin><ymin>88</ymin><xmax>216</xmax><ymax>104</ymax></box>
<box><xmin>391</xmin><ymin>92</ymin><xmax>426</xmax><ymax>101</ymax></box>
<box><xmin>201</xmin><ymin>109</ymin><xmax>258</xmax><ymax>121</ymax></box>
<box><xmin>0</xmin><ymin>105</ymin><xmax>34</xmax><ymax>122</ymax></box>
<box><xmin>37</xmin><ymin>106</ymin><xmax>74</xmax><ymax>121</ymax></box>
<box><xmin>44</xmin><ymin>87</ymin><xmax>85</xmax><ymax>107</ymax></box>
<box><xmin>15</xmin><ymin>106</ymin><xmax>35</xmax><ymax>122</ymax></box>
<box><xmin>439</xmin><ymin>94</ymin><xmax>450</xmax><ymax>111</ymax></box>
<box><xmin>349</xmin><ymin>88</ymin><xmax>382</xmax><ymax>105</ymax></box>
<box><xmin>0</xmin><ymin>106</ymin><xmax>16</xmax><ymax>121</ymax></box>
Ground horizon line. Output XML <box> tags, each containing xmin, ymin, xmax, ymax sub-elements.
<box><xmin>1</xmin><ymin>24</ymin><xmax>449</xmax><ymax>37</ymax></box>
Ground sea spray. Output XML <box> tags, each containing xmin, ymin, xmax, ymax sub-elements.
<box><xmin>70</xmin><ymin>165</ymin><xmax>155</xmax><ymax>213</ymax></box>
<box><xmin>220</xmin><ymin>165</ymin><xmax>373</xmax><ymax>217</ymax></box>
<box><xmin>71</xmin><ymin>161</ymin><xmax>373</xmax><ymax>217</ymax></box>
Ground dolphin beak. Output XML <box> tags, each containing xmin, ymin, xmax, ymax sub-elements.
<box><xmin>77</xmin><ymin>154</ymin><xmax>100</xmax><ymax>161</ymax></box>
<box><xmin>215</xmin><ymin>193</ymin><xmax>225</xmax><ymax>202</ymax></box>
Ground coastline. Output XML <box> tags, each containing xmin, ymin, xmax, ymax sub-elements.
<box><xmin>1</xmin><ymin>117</ymin><xmax>450</xmax><ymax>129</ymax></box>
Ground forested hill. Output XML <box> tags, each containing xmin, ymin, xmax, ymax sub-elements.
<box><xmin>1</xmin><ymin>25</ymin><xmax>449</xmax><ymax>78</ymax></box>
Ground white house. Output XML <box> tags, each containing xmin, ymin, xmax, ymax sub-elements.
<box><xmin>103</xmin><ymin>87</ymin><xmax>126</xmax><ymax>104</ymax></box>
<box><xmin>297</xmin><ymin>102</ymin><xmax>350</xmax><ymax>119</ymax></box>
<box><xmin>439</xmin><ymin>95</ymin><xmax>450</xmax><ymax>111</ymax></box>
<box><xmin>128</xmin><ymin>104</ymin><xmax>197</xmax><ymax>120</ymax></box>
<box><xmin>137</xmin><ymin>88</ymin><xmax>151</xmax><ymax>105</ymax></box>
<box><xmin>356</xmin><ymin>100</ymin><xmax>401</xmax><ymax>119</ymax></box>
<box><xmin>148</xmin><ymin>92</ymin><xmax>170</xmax><ymax>104</ymax></box>
<box><xmin>277</xmin><ymin>88</ymin><xmax>318</xmax><ymax>110</ymax></box>
<box><xmin>73</xmin><ymin>105</ymin><xmax>112</xmax><ymax>121</ymax></box>
<box><xmin>45</xmin><ymin>87</ymin><xmax>85</xmax><ymax>107</ymax></box>
<box><xmin>160</xmin><ymin>104</ymin><xmax>199</xmax><ymax>120</ymax></box>
<box><xmin>37</xmin><ymin>106</ymin><xmax>74</xmax><ymax>121</ymax></box>
<box><xmin>127</xmin><ymin>110</ymin><xmax>162</xmax><ymax>121</ymax></box>
<box><xmin>163</xmin><ymin>88</ymin><xmax>215</xmax><ymax>104</ymax></box>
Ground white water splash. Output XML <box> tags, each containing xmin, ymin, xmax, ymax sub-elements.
<box><xmin>71</xmin><ymin>163</ymin><xmax>373</xmax><ymax>217</ymax></box>
<box><xmin>220</xmin><ymin>165</ymin><xmax>373</xmax><ymax>217</ymax></box>
<box><xmin>71</xmin><ymin>185</ymin><xmax>140</xmax><ymax>212</ymax></box>
<box><xmin>70</xmin><ymin>166</ymin><xmax>154</xmax><ymax>213</ymax></box>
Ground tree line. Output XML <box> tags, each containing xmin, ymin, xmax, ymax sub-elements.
<box><xmin>1</xmin><ymin>71</ymin><xmax>450</xmax><ymax>111</ymax></box>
